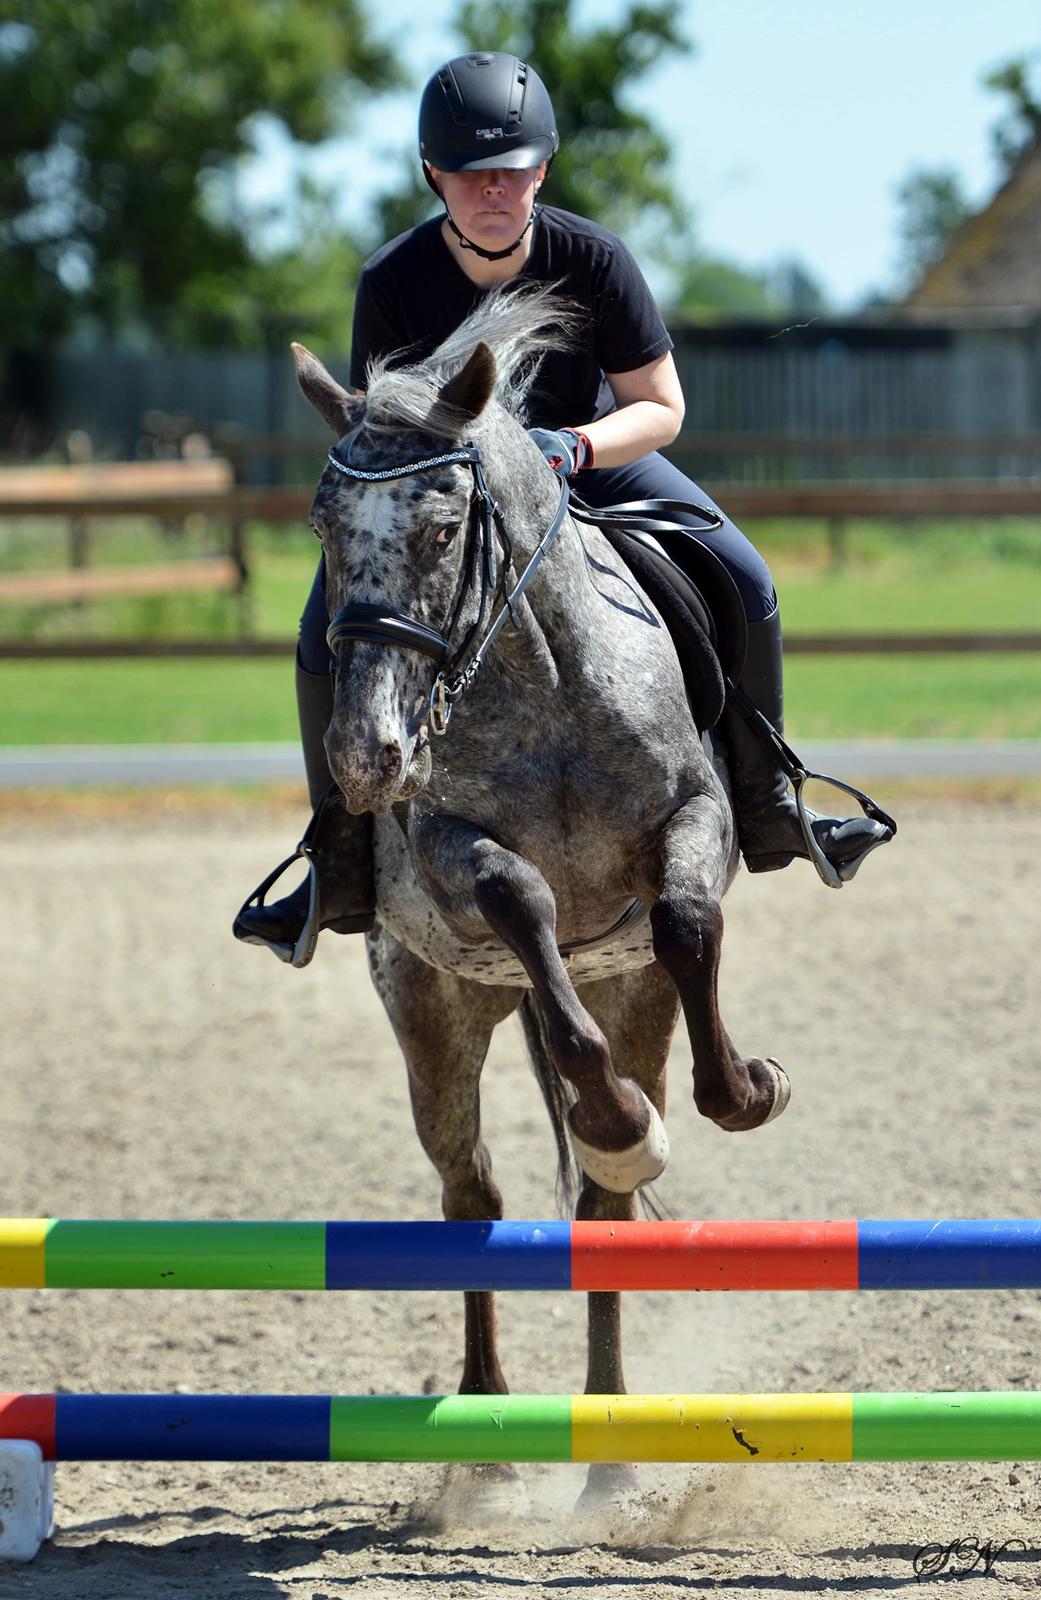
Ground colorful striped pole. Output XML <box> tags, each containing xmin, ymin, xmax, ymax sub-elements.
<box><xmin>3</xmin><ymin>1219</ymin><xmax>1041</xmax><ymax>1291</ymax></box>
<box><xmin>2</xmin><ymin>1392</ymin><xmax>1041</xmax><ymax>1463</ymax></box>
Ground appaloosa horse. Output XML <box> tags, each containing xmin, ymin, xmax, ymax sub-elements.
<box><xmin>295</xmin><ymin>284</ymin><xmax>788</xmax><ymax>1507</ymax></box>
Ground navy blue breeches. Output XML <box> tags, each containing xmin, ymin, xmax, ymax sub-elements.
<box><xmin>298</xmin><ymin>450</ymin><xmax>775</xmax><ymax>674</ymax></box>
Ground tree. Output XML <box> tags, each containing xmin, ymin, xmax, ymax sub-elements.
<box><xmin>667</xmin><ymin>257</ymin><xmax>777</xmax><ymax>321</ymax></box>
<box><xmin>667</xmin><ymin>252</ymin><xmax>828</xmax><ymax>322</ymax></box>
<box><xmin>984</xmin><ymin>52</ymin><xmax>1041</xmax><ymax>169</ymax></box>
<box><xmin>892</xmin><ymin>168</ymin><xmax>970</xmax><ymax>287</ymax></box>
<box><xmin>374</xmin><ymin>0</ymin><xmax>691</xmax><ymax>244</ymax></box>
<box><xmin>0</xmin><ymin>1</ymin><xmax>401</xmax><ymax>348</ymax></box>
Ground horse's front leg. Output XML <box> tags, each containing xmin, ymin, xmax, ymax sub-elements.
<box><xmin>415</xmin><ymin>816</ymin><xmax>668</xmax><ymax>1189</ymax></box>
<box><xmin>650</xmin><ymin>794</ymin><xmax>790</xmax><ymax>1130</ymax></box>
<box><xmin>571</xmin><ymin>966</ymin><xmax>681</xmax><ymax>1511</ymax></box>
<box><xmin>367</xmin><ymin>928</ymin><xmax>521</xmax><ymax>1403</ymax></box>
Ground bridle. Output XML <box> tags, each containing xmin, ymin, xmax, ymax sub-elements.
<box><xmin>323</xmin><ymin>440</ymin><xmax>571</xmax><ymax>735</ymax></box>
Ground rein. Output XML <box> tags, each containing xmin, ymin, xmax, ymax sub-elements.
<box><xmin>324</xmin><ymin>441</ymin><xmax>571</xmax><ymax>735</ymax></box>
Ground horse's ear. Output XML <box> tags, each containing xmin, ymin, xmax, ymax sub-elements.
<box><xmin>292</xmin><ymin>343</ymin><xmax>360</xmax><ymax>436</ymax></box>
<box><xmin>437</xmin><ymin>341</ymin><xmax>496</xmax><ymax>422</ymax></box>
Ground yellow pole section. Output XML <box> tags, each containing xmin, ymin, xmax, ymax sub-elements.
<box><xmin>0</xmin><ymin>1220</ymin><xmax>50</xmax><ymax>1288</ymax></box>
<box><xmin>571</xmin><ymin>1393</ymin><xmax>853</xmax><ymax>1462</ymax></box>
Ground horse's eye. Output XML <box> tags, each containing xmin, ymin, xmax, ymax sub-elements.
<box><xmin>434</xmin><ymin>525</ymin><xmax>458</xmax><ymax>546</ymax></box>
<box><xmin>310</xmin><ymin>522</ymin><xmax>324</xmax><ymax>542</ymax></box>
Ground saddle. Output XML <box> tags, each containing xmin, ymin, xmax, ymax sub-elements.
<box><xmin>569</xmin><ymin>496</ymin><xmax>746</xmax><ymax>730</ymax></box>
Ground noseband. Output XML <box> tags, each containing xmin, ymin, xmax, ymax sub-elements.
<box><xmin>323</xmin><ymin>441</ymin><xmax>570</xmax><ymax>735</ymax></box>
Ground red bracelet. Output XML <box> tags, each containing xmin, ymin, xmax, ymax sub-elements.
<box><xmin>569</xmin><ymin>428</ymin><xmax>595</xmax><ymax>472</ymax></box>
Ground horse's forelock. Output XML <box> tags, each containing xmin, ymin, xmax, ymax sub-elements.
<box><xmin>360</xmin><ymin>282</ymin><xmax>579</xmax><ymax>442</ymax></box>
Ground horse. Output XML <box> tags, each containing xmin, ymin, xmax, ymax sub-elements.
<box><xmin>294</xmin><ymin>284</ymin><xmax>789</xmax><ymax>1509</ymax></box>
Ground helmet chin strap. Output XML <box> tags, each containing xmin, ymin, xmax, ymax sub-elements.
<box><xmin>443</xmin><ymin>206</ymin><xmax>538</xmax><ymax>262</ymax></box>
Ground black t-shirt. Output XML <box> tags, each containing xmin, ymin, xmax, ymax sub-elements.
<box><xmin>348</xmin><ymin>205</ymin><xmax>673</xmax><ymax>430</ymax></box>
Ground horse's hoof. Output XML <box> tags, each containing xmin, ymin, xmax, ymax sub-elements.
<box><xmin>570</xmin><ymin>1086</ymin><xmax>669</xmax><ymax>1193</ymax></box>
<box><xmin>437</xmin><ymin>1461</ymin><xmax>529</xmax><ymax>1525</ymax></box>
<box><xmin>760</xmin><ymin>1057</ymin><xmax>791</xmax><ymax>1123</ymax></box>
<box><xmin>713</xmin><ymin>1057</ymin><xmax>791</xmax><ymax>1132</ymax></box>
<box><xmin>574</xmin><ymin>1462</ymin><xmax>639</xmax><ymax>1518</ymax></box>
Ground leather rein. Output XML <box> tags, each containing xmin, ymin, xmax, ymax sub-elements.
<box><xmin>324</xmin><ymin>441</ymin><xmax>572</xmax><ymax>736</ymax></box>
<box><xmin>320</xmin><ymin>440</ymin><xmax>730</xmax><ymax>959</ymax></box>
<box><xmin>322</xmin><ymin>439</ymin><xmax>726</xmax><ymax>737</ymax></box>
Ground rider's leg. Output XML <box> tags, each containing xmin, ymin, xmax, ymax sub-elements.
<box><xmin>233</xmin><ymin>561</ymin><xmax>375</xmax><ymax>960</ymax></box>
<box><xmin>581</xmin><ymin>453</ymin><xmax>892</xmax><ymax>879</ymax></box>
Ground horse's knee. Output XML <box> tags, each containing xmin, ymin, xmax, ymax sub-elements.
<box><xmin>473</xmin><ymin>857</ymin><xmax>555</xmax><ymax>935</ymax></box>
<box><xmin>650</xmin><ymin>892</ymin><xmax>722</xmax><ymax>976</ymax></box>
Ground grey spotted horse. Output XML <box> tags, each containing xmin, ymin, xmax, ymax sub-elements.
<box><xmin>287</xmin><ymin>289</ymin><xmax>816</xmax><ymax>1506</ymax></box>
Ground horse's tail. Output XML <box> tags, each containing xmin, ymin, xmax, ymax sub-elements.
<box><xmin>518</xmin><ymin>992</ymin><xmax>580</xmax><ymax>1217</ymax></box>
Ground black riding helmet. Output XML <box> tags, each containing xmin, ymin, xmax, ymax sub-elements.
<box><xmin>419</xmin><ymin>52</ymin><xmax>559</xmax><ymax>189</ymax></box>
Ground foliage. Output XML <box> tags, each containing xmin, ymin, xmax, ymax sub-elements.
<box><xmin>667</xmin><ymin>253</ymin><xmax>828</xmax><ymax>323</ymax></box>
<box><xmin>0</xmin><ymin>1</ymin><xmax>400</xmax><ymax>349</ymax></box>
<box><xmin>984</xmin><ymin>52</ymin><xmax>1041</xmax><ymax>170</ymax></box>
<box><xmin>668</xmin><ymin>257</ymin><xmax>776</xmax><ymax>320</ymax></box>
<box><xmin>374</xmin><ymin>0</ymin><xmax>691</xmax><ymax>241</ymax></box>
<box><xmin>892</xmin><ymin>167</ymin><xmax>970</xmax><ymax>288</ymax></box>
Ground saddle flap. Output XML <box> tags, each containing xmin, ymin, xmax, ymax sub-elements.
<box><xmin>643</xmin><ymin>525</ymin><xmax>748</xmax><ymax>683</ymax></box>
<box><xmin>596</xmin><ymin>524</ymin><xmax>727</xmax><ymax>731</ymax></box>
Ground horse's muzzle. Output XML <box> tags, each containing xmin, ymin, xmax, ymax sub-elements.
<box><xmin>325</xmin><ymin>725</ymin><xmax>430</xmax><ymax>814</ymax></box>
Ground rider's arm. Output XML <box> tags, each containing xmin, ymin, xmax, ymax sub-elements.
<box><xmin>577</xmin><ymin>352</ymin><xmax>685</xmax><ymax>469</ymax></box>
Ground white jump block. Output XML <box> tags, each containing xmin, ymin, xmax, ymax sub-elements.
<box><xmin>0</xmin><ymin>1441</ymin><xmax>55</xmax><ymax>1562</ymax></box>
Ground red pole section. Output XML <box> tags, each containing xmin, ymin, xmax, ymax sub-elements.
<box><xmin>0</xmin><ymin>1394</ymin><xmax>57</xmax><ymax>1459</ymax></box>
<box><xmin>571</xmin><ymin>1220</ymin><xmax>859</xmax><ymax>1291</ymax></box>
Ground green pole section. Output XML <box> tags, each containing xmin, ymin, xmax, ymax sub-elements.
<box><xmin>329</xmin><ymin>1395</ymin><xmax>573</xmax><ymax>1462</ymax></box>
<box><xmin>854</xmin><ymin>1392</ymin><xmax>1041</xmax><ymax>1460</ymax></box>
<box><xmin>46</xmin><ymin>1222</ymin><xmax>327</xmax><ymax>1290</ymax></box>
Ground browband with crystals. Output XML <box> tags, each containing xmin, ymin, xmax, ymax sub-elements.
<box><xmin>326</xmin><ymin>446</ymin><xmax>479</xmax><ymax>483</ymax></box>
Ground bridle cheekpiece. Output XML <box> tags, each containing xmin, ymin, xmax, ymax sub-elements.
<box><xmin>323</xmin><ymin>440</ymin><xmax>570</xmax><ymax>735</ymax></box>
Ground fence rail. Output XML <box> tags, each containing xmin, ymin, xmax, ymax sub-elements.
<box><xmin>3</xmin><ymin>459</ymin><xmax>1041</xmax><ymax>660</ymax></box>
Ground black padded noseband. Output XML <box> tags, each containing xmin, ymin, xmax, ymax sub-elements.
<box><xmin>326</xmin><ymin>602</ymin><xmax>449</xmax><ymax>662</ymax></box>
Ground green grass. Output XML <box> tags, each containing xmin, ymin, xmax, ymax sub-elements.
<box><xmin>784</xmin><ymin>656</ymin><xmax>1041</xmax><ymax>739</ymax></box>
<box><xmin>0</xmin><ymin>660</ymin><xmax>298</xmax><ymax>744</ymax></box>
<box><xmin>2</xmin><ymin>516</ymin><xmax>1040</xmax><ymax>744</ymax></box>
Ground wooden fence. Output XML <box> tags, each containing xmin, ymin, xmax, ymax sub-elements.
<box><xmin>2</xmin><ymin>444</ymin><xmax>1040</xmax><ymax>659</ymax></box>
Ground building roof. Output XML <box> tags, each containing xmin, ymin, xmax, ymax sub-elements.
<box><xmin>904</xmin><ymin>139</ymin><xmax>1041</xmax><ymax>314</ymax></box>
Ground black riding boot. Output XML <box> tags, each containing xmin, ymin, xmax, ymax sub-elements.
<box><xmin>232</xmin><ymin>655</ymin><xmax>375</xmax><ymax>966</ymax></box>
<box><xmin>723</xmin><ymin>603</ymin><xmax>893</xmax><ymax>882</ymax></box>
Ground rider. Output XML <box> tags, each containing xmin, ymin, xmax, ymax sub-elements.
<box><xmin>234</xmin><ymin>51</ymin><xmax>892</xmax><ymax>964</ymax></box>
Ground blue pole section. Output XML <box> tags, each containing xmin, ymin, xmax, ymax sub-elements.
<box><xmin>324</xmin><ymin>1220</ymin><xmax>573</xmax><ymax>1290</ymax></box>
<box><xmin>56</xmin><ymin>1395</ymin><xmax>333</xmax><ymax>1461</ymax></box>
<box><xmin>858</xmin><ymin>1220</ymin><xmax>1041</xmax><ymax>1289</ymax></box>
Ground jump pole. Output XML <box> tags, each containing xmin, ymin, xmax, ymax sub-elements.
<box><xmin>3</xmin><ymin>1392</ymin><xmax>1041</xmax><ymax>1463</ymax></box>
<box><xmin>4</xmin><ymin>1219</ymin><xmax>1041</xmax><ymax>1291</ymax></box>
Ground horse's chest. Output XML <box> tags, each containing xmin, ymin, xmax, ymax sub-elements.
<box><xmin>372</xmin><ymin>811</ymin><xmax>657</xmax><ymax>988</ymax></box>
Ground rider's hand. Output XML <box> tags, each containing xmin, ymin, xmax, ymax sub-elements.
<box><xmin>528</xmin><ymin>427</ymin><xmax>593</xmax><ymax>477</ymax></box>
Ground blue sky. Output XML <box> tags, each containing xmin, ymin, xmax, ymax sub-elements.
<box><xmin>242</xmin><ymin>0</ymin><xmax>1041</xmax><ymax>310</ymax></box>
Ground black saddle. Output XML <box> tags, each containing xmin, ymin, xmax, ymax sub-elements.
<box><xmin>569</xmin><ymin>495</ymin><xmax>746</xmax><ymax>730</ymax></box>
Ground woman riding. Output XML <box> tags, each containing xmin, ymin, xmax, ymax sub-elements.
<box><xmin>234</xmin><ymin>51</ymin><xmax>892</xmax><ymax>964</ymax></box>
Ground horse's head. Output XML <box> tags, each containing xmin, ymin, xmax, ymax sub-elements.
<box><xmin>294</xmin><ymin>335</ymin><xmax>515</xmax><ymax>813</ymax></box>
<box><xmin>295</xmin><ymin>285</ymin><xmax>576</xmax><ymax>812</ymax></box>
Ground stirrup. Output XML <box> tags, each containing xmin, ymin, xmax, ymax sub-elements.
<box><xmin>791</xmin><ymin>772</ymin><xmax>895</xmax><ymax>887</ymax></box>
<box><xmin>234</xmin><ymin>842</ymin><xmax>321</xmax><ymax>969</ymax></box>
<box><xmin>727</xmin><ymin>682</ymin><xmax>897</xmax><ymax>890</ymax></box>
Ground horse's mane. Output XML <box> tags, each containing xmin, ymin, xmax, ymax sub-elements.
<box><xmin>360</xmin><ymin>281</ymin><xmax>579</xmax><ymax>439</ymax></box>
